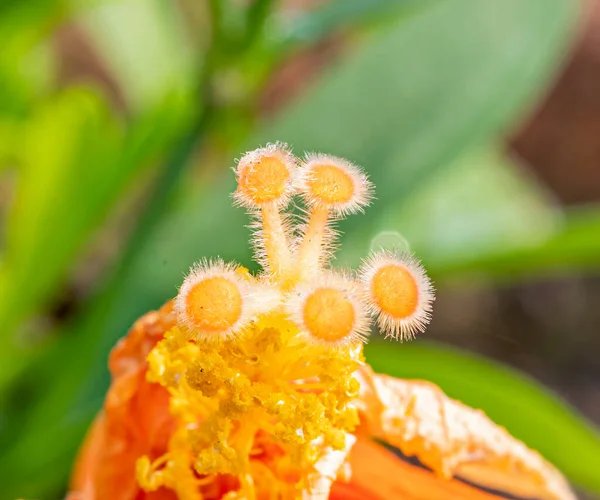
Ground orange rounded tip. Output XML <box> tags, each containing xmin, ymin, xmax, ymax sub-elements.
<box><xmin>185</xmin><ymin>276</ymin><xmax>243</xmax><ymax>332</ymax></box>
<box><xmin>360</xmin><ymin>251</ymin><xmax>434</xmax><ymax>341</ymax></box>
<box><xmin>234</xmin><ymin>143</ymin><xmax>298</xmax><ymax>209</ymax></box>
<box><xmin>372</xmin><ymin>264</ymin><xmax>419</xmax><ymax>320</ymax></box>
<box><xmin>307</xmin><ymin>164</ymin><xmax>355</xmax><ymax>205</ymax></box>
<box><xmin>298</xmin><ymin>154</ymin><xmax>373</xmax><ymax>216</ymax></box>
<box><xmin>303</xmin><ymin>287</ymin><xmax>356</xmax><ymax>343</ymax></box>
<box><xmin>286</xmin><ymin>274</ymin><xmax>369</xmax><ymax>346</ymax></box>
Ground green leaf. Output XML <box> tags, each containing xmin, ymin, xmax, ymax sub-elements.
<box><xmin>365</xmin><ymin>340</ymin><xmax>600</xmax><ymax>492</ymax></box>
<box><xmin>0</xmin><ymin>1</ymin><xmax>62</xmax><ymax>116</ymax></box>
<box><xmin>428</xmin><ymin>205</ymin><xmax>600</xmax><ymax>280</ymax></box>
<box><xmin>0</xmin><ymin>90</ymin><xmax>120</xmax><ymax>338</ymax></box>
<box><xmin>345</xmin><ymin>146</ymin><xmax>560</xmax><ymax>276</ymax></box>
<box><xmin>257</xmin><ymin>0</ymin><xmax>577</xmax><ymax>269</ymax></box>
<box><xmin>403</xmin><ymin>148</ymin><xmax>558</xmax><ymax>263</ymax></box>
<box><xmin>278</xmin><ymin>0</ymin><xmax>436</xmax><ymax>47</ymax></box>
<box><xmin>81</xmin><ymin>0</ymin><xmax>196</xmax><ymax>112</ymax></box>
<box><xmin>0</xmin><ymin>89</ymin><xmax>191</xmax><ymax>387</ymax></box>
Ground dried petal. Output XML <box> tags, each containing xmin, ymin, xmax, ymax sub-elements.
<box><xmin>303</xmin><ymin>434</ymin><xmax>356</xmax><ymax>500</ymax></box>
<box><xmin>355</xmin><ymin>366</ymin><xmax>575</xmax><ymax>500</ymax></box>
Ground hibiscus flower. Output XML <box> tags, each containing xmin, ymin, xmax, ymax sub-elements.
<box><xmin>67</xmin><ymin>144</ymin><xmax>574</xmax><ymax>500</ymax></box>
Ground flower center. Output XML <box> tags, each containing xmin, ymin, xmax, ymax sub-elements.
<box><xmin>136</xmin><ymin>144</ymin><xmax>435</xmax><ymax>499</ymax></box>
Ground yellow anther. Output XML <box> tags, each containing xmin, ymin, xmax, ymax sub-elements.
<box><xmin>186</xmin><ymin>360</ymin><xmax>221</xmax><ymax>397</ymax></box>
<box><xmin>233</xmin><ymin>144</ymin><xmax>297</xmax><ymax>280</ymax></box>
<box><xmin>306</xmin><ymin>164</ymin><xmax>355</xmax><ymax>205</ymax></box>
<box><xmin>295</xmin><ymin>154</ymin><xmax>373</xmax><ymax>280</ymax></box>
<box><xmin>372</xmin><ymin>264</ymin><xmax>419</xmax><ymax>320</ymax></box>
<box><xmin>185</xmin><ymin>277</ymin><xmax>242</xmax><ymax>332</ymax></box>
<box><xmin>303</xmin><ymin>288</ymin><xmax>355</xmax><ymax>343</ymax></box>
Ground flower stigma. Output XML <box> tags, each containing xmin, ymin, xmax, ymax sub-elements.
<box><xmin>136</xmin><ymin>143</ymin><xmax>435</xmax><ymax>499</ymax></box>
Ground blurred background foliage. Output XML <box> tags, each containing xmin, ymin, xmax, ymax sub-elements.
<box><xmin>1</xmin><ymin>0</ymin><xmax>600</xmax><ymax>498</ymax></box>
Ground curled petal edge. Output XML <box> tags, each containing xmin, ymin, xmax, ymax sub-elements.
<box><xmin>354</xmin><ymin>366</ymin><xmax>575</xmax><ymax>500</ymax></box>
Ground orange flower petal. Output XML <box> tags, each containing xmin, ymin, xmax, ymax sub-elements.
<box><xmin>331</xmin><ymin>438</ymin><xmax>503</xmax><ymax>500</ymax></box>
<box><xmin>355</xmin><ymin>366</ymin><xmax>575</xmax><ymax>500</ymax></box>
<box><xmin>69</xmin><ymin>302</ymin><xmax>177</xmax><ymax>500</ymax></box>
<box><xmin>69</xmin><ymin>302</ymin><xmax>574</xmax><ymax>500</ymax></box>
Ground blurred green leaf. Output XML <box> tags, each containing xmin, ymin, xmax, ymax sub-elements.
<box><xmin>0</xmin><ymin>1</ymin><xmax>61</xmax><ymax>116</ymax></box>
<box><xmin>262</xmin><ymin>0</ymin><xmax>577</xmax><ymax>268</ymax></box>
<box><xmin>81</xmin><ymin>0</ymin><xmax>196</xmax><ymax>112</ymax></box>
<box><xmin>0</xmin><ymin>90</ymin><xmax>119</xmax><ymax>338</ymax></box>
<box><xmin>344</xmin><ymin>146</ymin><xmax>560</xmax><ymax>274</ymax></box>
<box><xmin>278</xmin><ymin>0</ymin><xmax>435</xmax><ymax>46</ymax></box>
<box><xmin>428</xmin><ymin>205</ymin><xmax>600</xmax><ymax>280</ymax></box>
<box><xmin>365</xmin><ymin>340</ymin><xmax>600</xmax><ymax>492</ymax></box>
<box><xmin>0</xmin><ymin>89</ymin><xmax>191</xmax><ymax>388</ymax></box>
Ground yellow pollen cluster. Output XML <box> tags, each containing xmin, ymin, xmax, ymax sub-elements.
<box><xmin>136</xmin><ymin>144</ymin><xmax>435</xmax><ymax>499</ymax></box>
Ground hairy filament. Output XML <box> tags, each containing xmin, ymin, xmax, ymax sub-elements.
<box><xmin>295</xmin><ymin>205</ymin><xmax>330</xmax><ymax>281</ymax></box>
<box><xmin>260</xmin><ymin>205</ymin><xmax>293</xmax><ymax>279</ymax></box>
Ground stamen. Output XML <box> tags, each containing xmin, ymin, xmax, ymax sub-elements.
<box><xmin>137</xmin><ymin>144</ymin><xmax>440</xmax><ymax>499</ymax></box>
<box><xmin>359</xmin><ymin>251</ymin><xmax>434</xmax><ymax>340</ymax></box>
<box><xmin>295</xmin><ymin>154</ymin><xmax>373</xmax><ymax>279</ymax></box>
<box><xmin>233</xmin><ymin>144</ymin><xmax>298</xmax><ymax>279</ymax></box>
